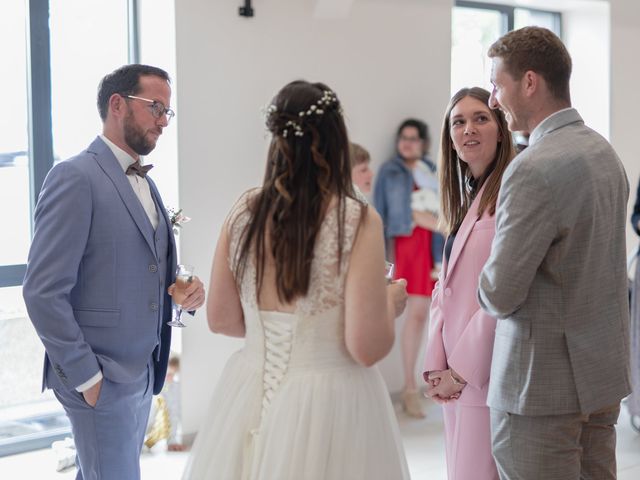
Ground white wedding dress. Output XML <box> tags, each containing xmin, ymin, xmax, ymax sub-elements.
<box><xmin>183</xmin><ymin>193</ymin><xmax>410</xmax><ymax>480</ymax></box>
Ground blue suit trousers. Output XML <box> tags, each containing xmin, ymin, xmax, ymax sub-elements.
<box><xmin>51</xmin><ymin>363</ymin><xmax>154</xmax><ymax>480</ymax></box>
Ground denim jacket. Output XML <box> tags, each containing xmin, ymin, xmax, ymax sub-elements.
<box><xmin>373</xmin><ymin>155</ymin><xmax>436</xmax><ymax>239</ymax></box>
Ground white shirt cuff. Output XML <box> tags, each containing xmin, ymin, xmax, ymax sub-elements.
<box><xmin>76</xmin><ymin>371</ymin><xmax>103</xmax><ymax>392</ymax></box>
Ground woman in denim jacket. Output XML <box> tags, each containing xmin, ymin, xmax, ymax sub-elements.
<box><xmin>374</xmin><ymin>118</ymin><xmax>443</xmax><ymax>418</ymax></box>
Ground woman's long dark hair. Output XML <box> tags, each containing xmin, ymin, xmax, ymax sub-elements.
<box><xmin>233</xmin><ymin>80</ymin><xmax>365</xmax><ymax>303</ymax></box>
<box><xmin>439</xmin><ymin>87</ymin><xmax>515</xmax><ymax>234</ymax></box>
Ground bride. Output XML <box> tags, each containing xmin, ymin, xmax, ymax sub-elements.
<box><xmin>183</xmin><ymin>80</ymin><xmax>410</xmax><ymax>480</ymax></box>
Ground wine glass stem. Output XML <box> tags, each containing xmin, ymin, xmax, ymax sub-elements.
<box><xmin>175</xmin><ymin>307</ymin><xmax>183</xmax><ymax>322</ymax></box>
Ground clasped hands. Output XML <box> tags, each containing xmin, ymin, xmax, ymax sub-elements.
<box><xmin>424</xmin><ymin>369</ymin><xmax>466</xmax><ymax>404</ymax></box>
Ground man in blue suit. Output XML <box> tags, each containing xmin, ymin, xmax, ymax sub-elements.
<box><xmin>23</xmin><ymin>64</ymin><xmax>205</xmax><ymax>480</ymax></box>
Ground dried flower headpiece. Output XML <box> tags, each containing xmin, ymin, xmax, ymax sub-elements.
<box><xmin>263</xmin><ymin>90</ymin><xmax>342</xmax><ymax>138</ymax></box>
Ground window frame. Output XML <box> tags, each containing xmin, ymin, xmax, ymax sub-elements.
<box><xmin>0</xmin><ymin>0</ymin><xmax>140</xmax><ymax>288</ymax></box>
<box><xmin>0</xmin><ymin>0</ymin><xmax>141</xmax><ymax>457</ymax></box>
<box><xmin>455</xmin><ymin>1</ymin><xmax>562</xmax><ymax>37</ymax></box>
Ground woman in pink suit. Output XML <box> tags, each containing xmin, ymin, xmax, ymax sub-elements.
<box><xmin>423</xmin><ymin>87</ymin><xmax>515</xmax><ymax>480</ymax></box>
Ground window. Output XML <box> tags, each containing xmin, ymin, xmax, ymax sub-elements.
<box><xmin>452</xmin><ymin>1</ymin><xmax>562</xmax><ymax>95</ymax></box>
<box><xmin>514</xmin><ymin>7</ymin><xmax>561</xmax><ymax>32</ymax></box>
<box><xmin>50</xmin><ymin>0</ymin><xmax>130</xmax><ymax>161</ymax></box>
<box><xmin>0</xmin><ymin>0</ymin><xmax>58</xmax><ymax>457</ymax></box>
<box><xmin>451</xmin><ymin>4</ymin><xmax>505</xmax><ymax>95</ymax></box>
<box><xmin>0</xmin><ymin>0</ymin><xmax>30</xmax><ymax>283</ymax></box>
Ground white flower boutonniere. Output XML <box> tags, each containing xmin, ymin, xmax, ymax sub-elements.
<box><xmin>167</xmin><ymin>207</ymin><xmax>191</xmax><ymax>235</ymax></box>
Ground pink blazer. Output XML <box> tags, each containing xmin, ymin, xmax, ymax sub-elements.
<box><xmin>423</xmin><ymin>185</ymin><xmax>497</xmax><ymax>407</ymax></box>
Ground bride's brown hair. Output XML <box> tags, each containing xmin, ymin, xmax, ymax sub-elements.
<box><xmin>233</xmin><ymin>80</ymin><xmax>366</xmax><ymax>303</ymax></box>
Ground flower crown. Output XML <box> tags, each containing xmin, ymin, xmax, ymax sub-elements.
<box><xmin>264</xmin><ymin>90</ymin><xmax>342</xmax><ymax>138</ymax></box>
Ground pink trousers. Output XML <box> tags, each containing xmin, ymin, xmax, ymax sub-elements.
<box><xmin>442</xmin><ymin>402</ymin><xmax>499</xmax><ymax>480</ymax></box>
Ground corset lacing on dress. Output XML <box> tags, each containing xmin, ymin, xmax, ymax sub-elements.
<box><xmin>260</xmin><ymin>315</ymin><xmax>295</xmax><ymax>418</ymax></box>
<box><xmin>242</xmin><ymin>314</ymin><xmax>295</xmax><ymax>479</ymax></box>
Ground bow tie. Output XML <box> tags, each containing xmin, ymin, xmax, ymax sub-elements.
<box><xmin>126</xmin><ymin>160</ymin><xmax>154</xmax><ymax>178</ymax></box>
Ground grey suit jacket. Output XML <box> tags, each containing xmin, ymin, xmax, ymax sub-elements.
<box><xmin>23</xmin><ymin>137</ymin><xmax>177</xmax><ymax>395</ymax></box>
<box><xmin>478</xmin><ymin>108</ymin><xmax>631</xmax><ymax>416</ymax></box>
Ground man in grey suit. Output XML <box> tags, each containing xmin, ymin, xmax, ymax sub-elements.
<box><xmin>23</xmin><ymin>64</ymin><xmax>205</xmax><ymax>480</ymax></box>
<box><xmin>478</xmin><ymin>27</ymin><xmax>630</xmax><ymax>479</ymax></box>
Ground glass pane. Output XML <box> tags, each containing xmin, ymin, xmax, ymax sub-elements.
<box><xmin>0</xmin><ymin>286</ymin><xmax>67</xmax><ymax>456</ymax></box>
<box><xmin>451</xmin><ymin>7</ymin><xmax>504</xmax><ymax>95</ymax></box>
<box><xmin>515</xmin><ymin>8</ymin><xmax>560</xmax><ymax>34</ymax></box>
<box><xmin>0</xmin><ymin>287</ymin><xmax>53</xmax><ymax>409</ymax></box>
<box><xmin>0</xmin><ymin>1</ymin><xmax>31</xmax><ymax>266</ymax></box>
<box><xmin>50</xmin><ymin>0</ymin><xmax>130</xmax><ymax>162</ymax></box>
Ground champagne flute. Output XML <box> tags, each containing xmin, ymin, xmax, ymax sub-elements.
<box><xmin>167</xmin><ymin>264</ymin><xmax>194</xmax><ymax>328</ymax></box>
<box><xmin>385</xmin><ymin>261</ymin><xmax>395</xmax><ymax>283</ymax></box>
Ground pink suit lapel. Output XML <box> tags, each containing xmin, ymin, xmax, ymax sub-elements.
<box><xmin>442</xmin><ymin>182</ymin><xmax>488</xmax><ymax>287</ymax></box>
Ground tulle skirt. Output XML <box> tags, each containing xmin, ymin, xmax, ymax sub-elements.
<box><xmin>182</xmin><ymin>350</ymin><xmax>410</xmax><ymax>480</ymax></box>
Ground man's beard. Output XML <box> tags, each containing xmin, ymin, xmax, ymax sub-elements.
<box><xmin>124</xmin><ymin>113</ymin><xmax>157</xmax><ymax>156</ymax></box>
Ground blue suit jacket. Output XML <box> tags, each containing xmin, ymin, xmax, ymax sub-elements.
<box><xmin>23</xmin><ymin>136</ymin><xmax>176</xmax><ymax>395</ymax></box>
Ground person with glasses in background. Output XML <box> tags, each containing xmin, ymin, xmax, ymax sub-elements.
<box><xmin>23</xmin><ymin>64</ymin><xmax>205</xmax><ymax>480</ymax></box>
<box><xmin>373</xmin><ymin>118</ymin><xmax>445</xmax><ymax>418</ymax></box>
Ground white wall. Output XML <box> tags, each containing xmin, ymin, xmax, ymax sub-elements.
<box><xmin>563</xmin><ymin>2</ymin><xmax>610</xmax><ymax>139</ymax></box>
<box><xmin>174</xmin><ymin>0</ymin><xmax>453</xmax><ymax>436</ymax></box>
<box><xmin>610</xmin><ymin>0</ymin><xmax>640</xmax><ymax>254</ymax></box>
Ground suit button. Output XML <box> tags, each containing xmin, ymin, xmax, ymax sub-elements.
<box><xmin>444</xmin><ymin>288</ymin><xmax>452</xmax><ymax>297</ymax></box>
<box><xmin>149</xmin><ymin>264</ymin><xmax>158</xmax><ymax>273</ymax></box>
<box><xmin>150</xmin><ymin>302</ymin><xmax>159</xmax><ymax>311</ymax></box>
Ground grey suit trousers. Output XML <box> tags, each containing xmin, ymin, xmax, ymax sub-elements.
<box><xmin>490</xmin><ymin>405</ymin><xmax>620</xmax><ymax>480</ymax></box>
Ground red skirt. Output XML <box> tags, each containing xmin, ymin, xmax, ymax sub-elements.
<box><xmin>394</xmin><ymin>226</ymin><xmax>435</xmax><ymax>297</ymax></box>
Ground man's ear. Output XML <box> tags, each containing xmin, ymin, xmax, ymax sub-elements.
<box><xmin>522</xmin><ymin>70</ymin><xmax>538</xmax><ymax>98</ymax></box>
<box><xmin>108</xmin><ymin>93</ymin><xmax>126</xmax><ymax>119</ymax></box>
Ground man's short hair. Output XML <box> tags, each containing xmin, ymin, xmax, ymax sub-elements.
<box><xmin>488</xmin><ymin>26</ymin><xmax>572</xmax><ymax>103</ymax></box>
<box><xmin>97</xmin><ymin>64</ymin><xmax>170</xmax><ymax>121</ymax></box>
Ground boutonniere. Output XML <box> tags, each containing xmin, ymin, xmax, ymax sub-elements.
<box><xmin>166</xmin><ymin>207</ymin><xmax>191</xmax><ymax>235</ymax></box>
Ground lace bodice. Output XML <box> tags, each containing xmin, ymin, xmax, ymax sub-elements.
<box><xmin>227</xmin><ymin>189</ymin><xmax>365</xmax><ymax>317</ymax></box>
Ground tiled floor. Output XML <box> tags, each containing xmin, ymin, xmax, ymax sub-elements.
<box><xmin>1</xmin><ymin>397</ymin><xmax>639</xmax><ymax>479</ymax></box>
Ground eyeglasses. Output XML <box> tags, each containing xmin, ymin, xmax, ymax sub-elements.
<box><xmin>398</xmin><ymin>135</ymin><xmax>422</xmax><ymax>143</ymax></box>
<box><xmin>125</xmin><ymin>95</ymin><xmax>175</xmax><ymax>122</ymax></box>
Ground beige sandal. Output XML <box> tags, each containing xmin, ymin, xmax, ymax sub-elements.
<box><xmin>402</xmin><ymin>389</ymin><xmax>426</xmax><ymax>419</ymax></box>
